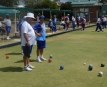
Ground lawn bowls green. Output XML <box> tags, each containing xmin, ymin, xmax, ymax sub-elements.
<box><xmin>60</xmin><ymin>65</ymin><xmax>64</xmax><ymax>70</ymax></box>
<box><xmin>101</xmin><ymin>63</ymin><xmax>105</xmax><ymax>67</ymax></box>
<box><xmin>88</xmin><ymin>64</ymin><xmax>93</xmax><ymax>70</ymax></box>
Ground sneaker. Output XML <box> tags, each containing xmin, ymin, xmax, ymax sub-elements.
<box><xmin>40</xmin><ymin>57</ymin><xmax>47</xmax><ymax>61</ymax></box>
<box><xmin>28</xmin><ymin>64</ymin><xmax>35</xmax><ymax>69</ymax></box>
<box><xmin>7</xmin><ymin>37</ymin><xmax>10</xmax><ymax>40</ymax></box>
<box><xmin>21</xmin><ymin>52</ymin><xmax>24</xmax><ymax>55</ymax></box>
<box><xmin>36</xmin><ymin>58</ymin><xmax>42</xmax><ymax>63</ymax></box>
<box><xmin>24</xmin><ymin>66</ymin><xmax>32</xmax><ymax>71</ymax></box>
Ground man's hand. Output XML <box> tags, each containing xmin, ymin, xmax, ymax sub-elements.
<box><xmin>26</xmin><ymin>41</ymin><xmax>30</xmax><ymax>46</ymax></box>
<box><xmin>36</xmin><ymin>33</ymin><xmax>41</xmax><ymax>36</ymax></box>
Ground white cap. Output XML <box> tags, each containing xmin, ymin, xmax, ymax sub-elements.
<box><xmin>26</xmin><ymin>12</ymin><xmax>35</xmax><ymax>19</ymax></box>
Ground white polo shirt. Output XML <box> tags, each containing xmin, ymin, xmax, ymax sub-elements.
<box><xmin>3</xmin><ymin>18</ymin><xmax>11</xmax><ymax>26</ymax></box>
<box><xmin>21</xmin><ymin>21</ymin><xmax>36</xmax><ymax>46</ymax></box>
<box><xmin>103</xmin><ymin>17</ymin><xmax>107</xmax><ymax>22</ymax></box>
<box><xmin>97</xmin><ymin>18</ymin><xmax>101</xmax><ymax>23</ymax></box>
<box><xmin>72</xmin><ymin>17</ymin><xmax>75</xmax><ymax>21</ymax></box>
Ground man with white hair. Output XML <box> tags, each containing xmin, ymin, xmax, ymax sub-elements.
<box><xmin>21</xmin><ymin>12</ymin><xmax>36</xmax><ymax>71</ymax></box>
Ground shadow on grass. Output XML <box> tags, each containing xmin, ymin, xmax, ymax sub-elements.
<box><xmin>0</xmin><ymin>66</ymin><xmax>23</xmax><ymax>72</ymax></box>
<box><xmin>5</xmin><ymin>52</ymin><xmax>22</xmax><ymax>55</ymax></box>
<box><xmin>14</xmin><ymin>59</ymin><xmax>36</xmax><ymax>63</ymax></box>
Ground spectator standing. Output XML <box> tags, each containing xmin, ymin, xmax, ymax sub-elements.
<box><xmin>48</xmin><ymin>19</ymin><xmax>55</xmax><ymax>33</ymax></box>
<box><xmin>60</xmin><ymin>18</ymin><xmax>66</xmax><ymax>29</ymax></box>
<box><xmin>17</xmin><ymin>16</ymin><xmax>26</xmax><ymax>55</ymax></box>
<box><xmin>95</xmin><ymin>17</ymin><xmax>103</xmax><ymax>32</ymax></box>
<box><xmin>52</xmin><ymin>15</ymin><xmax>57</xmax><ymax>32</ymax></box>
<box><xmin>65</xmin><ymin>14</ymin><xmax>70</xmax><ymax>31</ymax></box>
<box><xmin>81</xmin><ymin>16</ymin><xmax>86</xmax><ymax>31</ymax></box>
<box><xmin>76</xmin><ymin>15</ymin><xmax>80</xmax><ymax>28</ymax></box>
<box><xmin>103</xmin><ymin>16</ymin><xmax>107</xmax><ymax>28</ymax></box>
<box><xmin>72</xmin><ymin>16</ymin><xmax>76</xmax><ymax>30</ymax></box>
<box><xmin>2</xmin><ymin>14</ymin><xmax>11</xmax><ymax>40</ymax></box>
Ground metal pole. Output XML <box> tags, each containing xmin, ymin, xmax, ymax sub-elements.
<box><xmin>89</xmin><ymin>12</ymin><xmax>90</xmax><ymax>25</ymax></box>
<box><xmin>42</xmin><ymin>10</ymin><xmax>43</xmax><ymax>15</ymax></box>
<box><xmin>50</xmin><ymin>11</ymin><xmax>52</xmax><ymax>19</ymax></box>
<box><xmin>15</xmin><ymin>9</ymin><xmax>17</xmax><ymax>33</ymax></box>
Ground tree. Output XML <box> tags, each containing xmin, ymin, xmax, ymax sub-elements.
<box><xmin>100</xmin><ymin>0</ymin><xmax>107</xmax><ymax>3</ymax></box>
<box><xmin>24</xmin><ymin>0</ymin><xmax>58</xmax><ymax>9</ymax></box>
<box><xmin>0</xmin><ymin>0</ymin><xmax>19</xmax><ymax>7</ymax></box>
<box><xmin>23</xmin><ymin>0</ymin><xmax>46</xmax><ymax>8</ymax></box>
<box><xmin>36</xmin><ymin>0</ymin><xmax>58</xmax><ymax>9</ymax></box>
<box><xmin>60</xmin><ymin>2</ymin><xmax>72</xmax><ymax>10</ymax></box>
<box><xmin>53</xmin><ymin>0</ymin><xmax>59</xmax><ymax>2</ymax></box>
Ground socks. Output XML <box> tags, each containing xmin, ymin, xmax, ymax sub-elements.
<box><xmin>40</xmin><ymin>55</ymin><xmax>43</xmax><ymax>58</ymax></box>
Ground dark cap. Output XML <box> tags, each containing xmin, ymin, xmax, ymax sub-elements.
<box><xmin>39</xmin><ymin>15</ymin><xmax>45</xmax><ymax>19</ymax></box>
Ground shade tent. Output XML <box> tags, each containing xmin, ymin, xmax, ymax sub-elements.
<box><xmin>0</xmin><ymin>5</ymin><xmax>21</xmax><ymax>33</ymax></box>
<box><xmin>0</xmin><ymin>5</ymin><xmax>20</xmax><ymax>16</ymax></box>
<box><xmin>0</xmin><ymin>9</ymin><xmax>20</xmax><ymax>16</ymax></box>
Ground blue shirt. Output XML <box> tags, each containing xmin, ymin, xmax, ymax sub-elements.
<box><xmin>33</xmin><ymin>22</ymin><xmax>46</xmax><ymax>41</ymax></box>
<box><xmin>53</xmin><ymin>17</ymin><xmax>57</xmax><ymax>24</ymax></box>
<box><xmin>17</xmin><ymin>19</ymin><xmax>24</xmax><ymax>31</ymax></box>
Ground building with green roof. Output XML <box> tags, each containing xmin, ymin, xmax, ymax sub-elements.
<box><xmin>67</xmin><ymin>0</ymin><xmax>102</xmax><ymax>22</ymax></box>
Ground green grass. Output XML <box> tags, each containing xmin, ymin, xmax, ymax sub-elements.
<box><xmin>0</xmin><ymin>26</ymin><xmax>107</xmax><ymax>87</ymax></box>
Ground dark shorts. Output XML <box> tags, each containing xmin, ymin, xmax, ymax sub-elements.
<box><xmin>0</xmin><ymin>27</ymin><xmax>2</xmax><ymax>31</ymax></box>
<box><xmin>37</xmin><ymin>40</ymin><xmax>46</xmax><ymax>49</ymax></box>
<box><xmin>22</xmin><ymin>45</ymin><xmax>33</xmax><ymax>58</ymax></box>
<box><xmin>6</xmin><ymin>26</ymin><xmax>11</xmax><ymax>33</ymax></box>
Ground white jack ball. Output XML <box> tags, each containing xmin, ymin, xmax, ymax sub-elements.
<box><xmin>98</xmin><ymin>71</ymin><xmax>103</xmax><ymax>76</ymax></box>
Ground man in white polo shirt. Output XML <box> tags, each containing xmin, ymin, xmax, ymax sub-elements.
<box><xmin>2</xmin><ymin>14</ymin><xmax>11</xmax><ymax>40</ymax></box>
<box><xmin>21</xmin><ymin>12</ymin><xmax>36</xmax><ymax>71</ymax></box>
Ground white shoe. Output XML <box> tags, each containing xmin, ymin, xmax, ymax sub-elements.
<box><xmin>7</xmin><ymin>37</ymin><xmax>10</xmax><ymax>40</ymax></box>
<box><xmin>36</xmin><ymin>58</ymin><xmax>42</xmax><ymax>63</ymax></box>
<box><xmin>28</xmin><ymin>64</ymin><xmax>35</xmax><ymax>69</ymax></box>
<box><xmin>21</xmin><ymin>51</ymin><xmax>24</xmax><ymax>55</ymax></box>
<box><xmin>40</xmin><ymin>57</ymin><xmax>47</xmax><ymax>61</ymax></box>
<box><xmin>24</xmin><ymin>66</ymin><xmax>32</xmax><ymax>71</ymax></box>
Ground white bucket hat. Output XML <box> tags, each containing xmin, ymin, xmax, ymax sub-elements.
<box><xmin>26</xmin><ymin>12</ymin><xmax>35</xmax><ymax>19</ymax></box>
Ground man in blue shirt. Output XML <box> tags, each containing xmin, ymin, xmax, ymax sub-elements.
<box><xmin>52</xmin><ymin>15</ymin><xmax>57</xmax><ymax>32</ymax></box>
<box><xmin>33</xmin><ymin>15</ymin><xmax>47</xmax><ymax>63</ymax></box>
<box><xmin>17</xmin><ymin>16</ymin><xmax>26</xmax><ymax>55</ymax></box>
<box><xmin>17</xmin><ymin>16</ymin><xmax>26</xmax><ymax>32</ymax></box>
